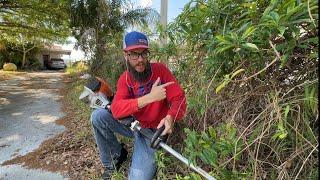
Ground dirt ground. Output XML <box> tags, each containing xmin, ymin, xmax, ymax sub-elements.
<box><xmin>0</xmin><ymin>71</ymin><xmax>128</xmax><ymax>180</ymax></box>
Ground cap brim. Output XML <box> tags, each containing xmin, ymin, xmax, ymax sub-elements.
<box><xmin>124</xmin><ymin>45</ymin><xmax>149</xmax><ymax>51</ymax></box>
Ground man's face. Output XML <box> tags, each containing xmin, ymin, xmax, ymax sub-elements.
<box><xmin>125</xmin><ymin>48</ymin><xmax>150</xmax><ymax>72</ymax></box>
<box><xmin>125</xmin><ymin>48</ymin><xmax>152</xmax><ymax>83</ymax></box>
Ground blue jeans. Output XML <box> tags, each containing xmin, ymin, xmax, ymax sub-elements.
<box><xmin>91</xmin><ymin>108</ymin><xmax>157</xmax><ymax>180</ymax></box>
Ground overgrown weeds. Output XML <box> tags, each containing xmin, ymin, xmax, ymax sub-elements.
<box><xmin>152</xmin><ymin>0</ymin><xmax>318</xmax><ymax>179</ymax></box>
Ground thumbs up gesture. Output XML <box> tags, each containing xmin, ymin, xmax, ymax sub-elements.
<box><xmin>148</xmin><ymin>77</ymin><xmax>174</xmax><ymax>102</ymax></box>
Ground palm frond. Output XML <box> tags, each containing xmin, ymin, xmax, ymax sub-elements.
<box><xmin>121</xmin><ymin>7</ymin><xmax>160</xmax><ymax>29</ymax></box>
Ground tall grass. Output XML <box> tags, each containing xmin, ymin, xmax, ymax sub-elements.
<box><xmin>152</xmin><ymin>0</ymin><xmax>318</xmax><ymax>179</ymax></box>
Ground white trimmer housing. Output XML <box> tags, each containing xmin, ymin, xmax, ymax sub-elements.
<box><xmin>89</xmin><ymin>92</ymin><xmax>110</xmax><ymax>109</ymax></box>
<box><xmin>79</xmin><ymin>86</ymin><xmax>111</xmax><ymax>109</ymax></box>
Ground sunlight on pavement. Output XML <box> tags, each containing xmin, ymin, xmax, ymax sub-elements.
<box><xmin>0</xmin><ymin>134</ymin><xmax>21</xmax><ymax>144</ymax></box>
<box><xmin>0</xmin><ymin>98</ymin><xmax>11</xmax><ymax>105</ymax></box>
<box><xmin>11</xmin><ymin>112</ymin><xmax>23</xmax><ymax>116</ymax></box>
<box><xmin>34</xmin><ymin>114</ymin><xmax>61</xmax><ymax>124</ymax></box>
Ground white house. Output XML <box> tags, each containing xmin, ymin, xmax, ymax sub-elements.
<box><xmin>36</xmin><ymin>45</ymin><xmax>71</xmax><ymax>68</ymax></box>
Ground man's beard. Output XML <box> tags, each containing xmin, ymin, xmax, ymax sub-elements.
<box><xmin>127</xmin><ymin>61</ymin><xmax>152</xmax><ymax>83</ymax></box>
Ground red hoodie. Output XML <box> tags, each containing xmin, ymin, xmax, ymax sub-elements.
<box><xmin>111</xmin><ymin>63</ymin><xmax>186</xmax><ymax>128</ymax></box>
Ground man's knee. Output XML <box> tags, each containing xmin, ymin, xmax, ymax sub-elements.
<box><xmin>129</xmin><ymin>168</ymin><xmax>144</xmax><ymax>180</ymax></box>
<box><xmin>129</xmin><ymin>165</ymin><xmax>156</xmax><ymax>180</ymax></box>
<box><xmin>91</xmin><ymin>108</ymin><xmax>113</xmax><ymax>127</ymax></box>
<box><xmin>129</xmin><ymin>157</ymin><xmax>156</xmax><ymax>180</ymax></box>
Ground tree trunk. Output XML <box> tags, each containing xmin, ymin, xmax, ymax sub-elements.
<box><xmin>22</xmin><ymin>45</ymin><xmax>26</xmax><ymax>67</ymax></box>
<box><xmin>21</xmin><ymin>44</ymin><xmax>36</xmax><ymax>67</ymax></box>
<box><xmin>90</xmin><ymin>0</ymin><xmax>107</xmax><ymax>75</ymax></box>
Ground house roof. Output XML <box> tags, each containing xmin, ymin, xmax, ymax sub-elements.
<box><xmin>41</xmin><ymin>45</ymin><xmax>71</xmax><ymax>55</ymax></box>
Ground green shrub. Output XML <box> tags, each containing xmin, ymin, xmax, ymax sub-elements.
<box><xmin>3</xmin><ymin>63</ymin><xmax>17</xmax><ymax>71</ymax></box>
<box><xmin>154</xmin><ymin>0</ymin><xmax>318</xmax><ymax>179</ymax></box>
<box><xmin>26</xmin><ymin>57</ymin><xmax>43</xmax><ymax>70</ymax></box>
<box><xmin>76</xmin><ymin>61</ymin><xmax>89</xmax><ymax>72</ymax></box>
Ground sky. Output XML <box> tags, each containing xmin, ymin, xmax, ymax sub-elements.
<box><xmin>61</xmin><ymin>0</ymin><xmax>189</xmax><ymax>62</ymax></box>
<box><xmin>137</xmin><ymin>0</ymin><xmax>189</xmax><ymax>22</ymax></box>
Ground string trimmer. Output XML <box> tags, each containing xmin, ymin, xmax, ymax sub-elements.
<box><xmin>79</xmin><ymin>76</ymin><xmax>216</xmax><ymax>180</ymax></box>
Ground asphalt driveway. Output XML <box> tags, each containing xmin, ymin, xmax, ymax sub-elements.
<box><xmin>0</xmin><ymin>71</ymin><xmax>67</xmax><ymax>180</ymax></box>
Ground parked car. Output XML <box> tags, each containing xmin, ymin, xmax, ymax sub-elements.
<box><xmin>46</xmin><ymin>58</ymin><xmax>67</xmax><ymax>69</ymax></box>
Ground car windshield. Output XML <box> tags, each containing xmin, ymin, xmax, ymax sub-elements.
<box><xmin>51</xmin><ymin>59</ymin><xmax>64</xmax><ymax>62</ymax></box>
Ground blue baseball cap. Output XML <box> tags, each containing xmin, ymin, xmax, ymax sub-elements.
<box><xmin>123</xmin><ymin>31</ymin><xmax>149</xmax><ymax>51</ymax></box>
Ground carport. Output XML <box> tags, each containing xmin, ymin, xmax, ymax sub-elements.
<box><xmin>36</xmin><ymin>45</ymin><xmax>71</xmax><ymax>68</ymax></box>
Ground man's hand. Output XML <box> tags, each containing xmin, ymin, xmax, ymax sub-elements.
<box><xmin>137</xmin><ymin>77</ymin><xmax>174</xmax><ymax>109</ymax></box>
<box><xmin>157</xmin><ymin>115</ymin><xmax>174</xmax><ymax>136</ymax></box>
<box><xmin>148</xmin><ymin>77</ymin><xmax>174</xmax><ymax>102</ymax></box>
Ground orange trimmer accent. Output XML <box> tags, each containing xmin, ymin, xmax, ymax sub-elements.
<box><xmin>96</xmin><ymin>77</ymin><xmax>114</xmax><ymax>98</ymax></box>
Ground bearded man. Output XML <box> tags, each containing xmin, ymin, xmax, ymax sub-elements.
<box><xmin>90</xmin><ymin>31</ymin><xmax>186</xmax><ymax>180</ymax></box>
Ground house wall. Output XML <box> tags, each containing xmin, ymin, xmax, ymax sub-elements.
<box><xmin>37</xmin><ymin>52</ymin><xmax>64</xmax><ymax>68</ymax></box>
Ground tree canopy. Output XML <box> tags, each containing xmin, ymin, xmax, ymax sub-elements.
<box><xmin>69</xmin><ymin>0</ymin><xmax>160</xmax><ymax>76</ymax></box>
<box><xmin>0</xmin><ymin>0</ymin><xmax>70</xmax><ymax>41</ymax></box>
<box><xmin>0</xmin><ymin>0</ymin><xmax>71</xmax><ymax>67</ymax></box>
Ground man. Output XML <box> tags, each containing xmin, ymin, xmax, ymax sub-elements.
<box><xmin>91</xmin><ymin>31</ymin><xmax>186</xmax><ymax>180</ymax></box>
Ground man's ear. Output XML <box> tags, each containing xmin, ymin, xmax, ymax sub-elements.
<box><xmin>123</xmin><ymin>51</ymin><xmax>128</xmax><ymax>61</ymax></box>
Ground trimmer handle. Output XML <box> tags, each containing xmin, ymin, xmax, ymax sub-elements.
<box><xmin>118</xmin><ymin>116</ymin><xmax>135</xmax><ymax>127</ymax></box>
<box><xmin>150</xmin><ymin>126</ymin><xmax>168</xmax><ymax>149</ymax></box>
<box><xmin>127</xmin><ymin>121</ymin><xmax>168</xmax><ymax>149</ymax></box>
